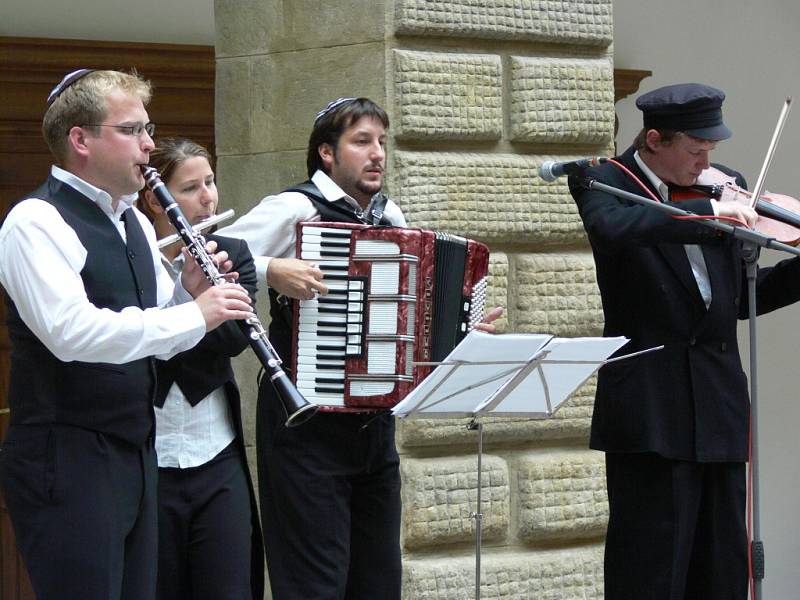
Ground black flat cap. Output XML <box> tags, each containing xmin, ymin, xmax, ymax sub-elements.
<box><xmin>636</xmin><ymin>83</ymin><xmax>732</xmax><ymax>141</ymax></box>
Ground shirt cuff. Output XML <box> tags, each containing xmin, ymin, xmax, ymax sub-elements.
<box><xmin>255</xmin><ymin>255</ymin><xmax>272</xmax><ymax>287</ymax></box>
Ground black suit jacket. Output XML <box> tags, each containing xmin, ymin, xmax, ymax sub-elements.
<box><xmin>155</xmin><ymin>234</ymin><xmax>256</xmax><ymax>408</ymax></box>
<box><xmin>570</xmin><ymin>146</ymin><xmax>800</xmax><ymax>462</ymax></box>
<box><xmin>155</xmin><ymin>233</ymin><xmax>264</xmax><ymax>600</ymax></box>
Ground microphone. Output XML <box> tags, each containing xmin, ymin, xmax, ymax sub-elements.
<box><xmin>538</xmin><ymin>157</ymin><xmax>607</xmax><ymax>182</ymax></box>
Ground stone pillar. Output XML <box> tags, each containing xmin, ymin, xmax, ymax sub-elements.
<box><xmin>215</xmin><ymin>1</ymin><xmax>615</xmax><ymax>597</ymax></box>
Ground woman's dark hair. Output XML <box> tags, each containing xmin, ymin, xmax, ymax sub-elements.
<box><xmin>306</xmin><ymin>98</ymin><xmax>389</xmax><ymax>178</ymax></box>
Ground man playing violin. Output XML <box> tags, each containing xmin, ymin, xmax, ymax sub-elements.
<box><xmin>569</xmin><ymin>83</ymin><xmax>800</xmax><ymax>600</ymax></box>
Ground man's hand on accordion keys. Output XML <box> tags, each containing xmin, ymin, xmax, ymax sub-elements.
<box><xmin>266</xmin><ymin>257</ymin><xmax>329</xmax><ymax>300</ymax></box>
<box><xmin>473</xmin><ymin>306</ymin><xmax>504</xmax><ymax>334</ymax></box>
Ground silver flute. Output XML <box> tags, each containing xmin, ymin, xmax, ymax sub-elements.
<box><xmin>157</xmin><ymin>209</ymin><xmax>235</xmax><ymax>249</ymax></box>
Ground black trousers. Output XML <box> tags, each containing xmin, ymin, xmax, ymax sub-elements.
<box><xmin>156</xmin><ymin>440</ymin><xmax>252</xmax><ymax>600</ymax></box>
<box><xmin>604</xmin><ymin>452</ymin><xmax>748</xmax><ymax>600</ymax></box>
<box><xmin>257</xmin><ymin>388</ymin><xmax>402</xmax><ymax>600</ymax></box>
<box><xmin>0</xmin><ymin>424</ymin><xmax>158</xmax><ymax>600</ymax></box>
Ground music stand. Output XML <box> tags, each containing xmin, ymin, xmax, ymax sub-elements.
<box><xmin>393</xmin><ymin>331</ymin><xmax>643</xmax><ymax>599</ymax></box>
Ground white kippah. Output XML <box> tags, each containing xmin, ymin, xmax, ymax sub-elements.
<box><xmin>314</xmin><ymin>97</ymin><xmax>356</xmax><ymax>124</ymax></box>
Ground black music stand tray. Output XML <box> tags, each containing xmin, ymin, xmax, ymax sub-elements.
<box><xmin>393</xmin><ymin>331</ymin><xmax>650</xmax><ymax>600</ymax></box>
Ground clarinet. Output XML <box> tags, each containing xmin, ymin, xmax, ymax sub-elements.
<box><xmin>141</xmin><ymin>166</ymin><xmax>317</xmax><ymax>427</ymax></box>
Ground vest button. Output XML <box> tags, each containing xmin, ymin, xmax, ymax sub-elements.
<box><xmin>129</xmin><ymin>250</ymin><xmax>136</xmax><ymax>259</ymax></box>
<box><xmin>688</xmin><ymin>337</ymin><xmax>696</xmax><ymax>346</ymax></box>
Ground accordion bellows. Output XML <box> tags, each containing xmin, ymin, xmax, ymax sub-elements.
<box><xmin>292</xmin><ymin>222</ymin><xmax>489</xmax><ymax>411</ymax></box>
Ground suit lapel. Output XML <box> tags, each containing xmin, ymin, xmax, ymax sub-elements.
<box><xmin>657</xmin><ymin>242</ymin><xmax>707</xmax><ymax>309</ymax></box>
<box><xmin>616</xmin><ymin>150</ymin><xmax>707</xmax><ymax>309</ymax></box>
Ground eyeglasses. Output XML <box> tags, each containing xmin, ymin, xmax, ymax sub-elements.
<box><xmin>82</xmin><ymin>122</ymin><xmax>156</xmax><ymax>137</ymax></box>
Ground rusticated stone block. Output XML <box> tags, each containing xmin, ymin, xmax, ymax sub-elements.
<box><xmin>394</xmin><ymin>152</ymin><xmax>587</xmax><ymax>245</ymax></box>
<box><xmin>402</xmin><ymin>547</ymin><xmax>604</xmax><ymax>599</ymax></box>
<box><xmin>510</xmin><ymin>57</ymin><xmax>614</xmax><ymax>144</ymax></box>
<box><xmin>401</xmin><ymin>456</ymin><xmax>509</xmax><ymax>549</ymax></box>
<box><xmin>485</xmin><ymin>252</ymin><xmax>509</xmax><ymax>333</ymax></box>
<box><xmin>517</xmin><ymin>452</ymin><xmax>608</xmax><ymax>543</ymax></box>
<box><xmin>397</xmin><ymin>376</ymin><xmax>595</xmax><ymax>449</ymax></box>
<box><xmin>393</xmin><ymin>50</ymin><xmax>502</xmax><ymax>140</ymax></box>
<box><xmin>394</xmin><ymin>0</ymin><xmax>613</xmax><ymax>47</ymax></box>
<box><xmin>514</xmin><ymin>253</ymin><xmax>604</xmax><ymax>336</ymax></box>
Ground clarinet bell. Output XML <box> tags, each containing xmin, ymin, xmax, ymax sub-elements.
<box><xmin>275</xmin><ymin>376</ymin><xmax>318</xmax><ymax>427</ymax></box>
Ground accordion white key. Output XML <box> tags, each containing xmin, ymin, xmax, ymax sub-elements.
<box><xmin>292</xmin><ymin>222</ymin><xmax>489</xmax><ymax>411</ymax></box>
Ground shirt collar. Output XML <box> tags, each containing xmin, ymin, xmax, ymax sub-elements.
<box><xmin>51</xmin><ymin>165</ymin><xmax>139</xmax><ymax>220</ymax></box>
<box><xmin>311</xmin><ymin>169</ymin><xmax>362</xmax><ymax>211</ymax></box>
<box><xmin>633</xmin><ymin>151</ymin><xmax>670</xmax><ymax>202</ymax></box>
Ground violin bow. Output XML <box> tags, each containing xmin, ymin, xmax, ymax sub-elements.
<box><xmin>749</xmin><ymin>97</ymin><xmax>792</xmax><ymax>208</ymax></box>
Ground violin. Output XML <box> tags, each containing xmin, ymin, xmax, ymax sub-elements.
<box><xmin>671</xmin><ymin>166</ymin><xmax>800</xmax><ymax>246</ymax></box>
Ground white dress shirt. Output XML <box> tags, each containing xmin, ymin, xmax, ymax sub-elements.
<box><xmin>0</xmin><ymin>165</ymin><xmax>206</xmax><ymax>364</ymax></box>
<box><xmin>154</xmin><ymin>253</ymin><xmax>236</xmax><ymax>469</ymax></box>
<box><xmin>218</xmin><ymin>170</ymin><xmax>407</xmax><ymax>282</ymax></box>
<box><xmin>634</xmin><ymin>152</ymin><xmax>714</xmax><ymax>308</ymax></box>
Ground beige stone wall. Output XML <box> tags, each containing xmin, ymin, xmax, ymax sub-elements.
<box><xmin>215</xmin><ymin>0</ymin><xmax>615</xmax><ymax>597</ymax></box>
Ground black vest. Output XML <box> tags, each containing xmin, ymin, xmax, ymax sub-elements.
<box><xmin>267</xmin><ymin>182</ymin><xmax>393</xmax><ymax>369</ymax></box>
<box><xmin>4</xmin><ymin>176</ymin><xmax>158</xmax><ymax>445</ymax></box>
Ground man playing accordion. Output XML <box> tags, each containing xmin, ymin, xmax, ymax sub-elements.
<box><xmin>220</xmin><ymin>97</ymin><xmax>500</xmax><ymax>599</ymax></box>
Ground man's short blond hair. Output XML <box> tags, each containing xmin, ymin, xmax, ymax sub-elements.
<box><xmin>42</xmin><ymin>70</ymin><xmax>152</xmax><ymax>164</ymax></box>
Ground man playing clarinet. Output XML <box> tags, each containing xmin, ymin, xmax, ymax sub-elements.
<box><xmin>0</xmin><ymin>69</ymin><xmax>253</xmax><ymax>600</ymax></box>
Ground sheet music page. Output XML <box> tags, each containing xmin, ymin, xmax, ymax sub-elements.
<box><xmin>392</xmin><ymin>331</ymin><xmax>553</xmax><ymax>418</ymax></box>
<box><xmin>393</xmin><ymin>333</ymin><xmax>629</xmax><ymax>418</ymax></box>
<box><xmin>475</xmin><ymin>336</ymin><xmax>629</xmax><ymax>415</ymax></box>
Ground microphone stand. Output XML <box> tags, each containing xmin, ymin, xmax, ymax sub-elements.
<box><xmin>576</xmin><ymin>176</ymin><xmax>800</xmax><ymax>599</ymax></box>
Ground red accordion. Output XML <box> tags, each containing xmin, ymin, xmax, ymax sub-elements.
<box><xmin>292</xmin><ymin>222</ymin><xmax>490</xmax><ymax>411</ymax></box>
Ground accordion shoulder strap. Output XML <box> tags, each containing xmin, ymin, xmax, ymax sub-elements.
<box><xmin>364</xmin><ymin>193</ymin><xmax>388</xmax><ymax>225</ymax></box>
<box><xmin>284</xmin><ymin>180</ymin><xmax>391</xmax><ymax>226</ymax></box>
